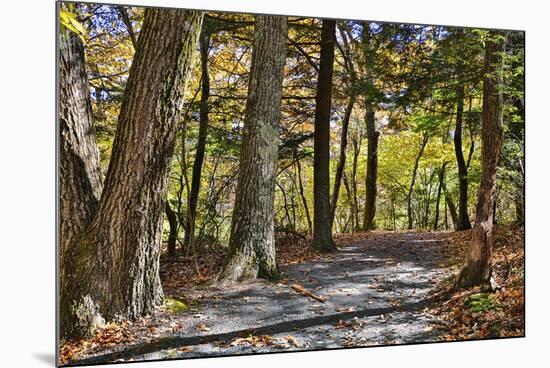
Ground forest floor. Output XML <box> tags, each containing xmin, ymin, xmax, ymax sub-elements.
<box><xmin>61</xmin><ymin>228</ymin><xmax>524</xmax><ymax>366</ymax></box>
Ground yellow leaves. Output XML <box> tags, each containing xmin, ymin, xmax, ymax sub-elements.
<box><xmin>60</xmin><ymin>9</ymin><xmax>87</xmax><ymax>41</ymax></box>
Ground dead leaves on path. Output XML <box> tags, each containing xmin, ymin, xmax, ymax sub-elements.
<box><xmin>227</xmin><ymin>334</ymin><xmax>301</xmax><ymax>349</ymax></box>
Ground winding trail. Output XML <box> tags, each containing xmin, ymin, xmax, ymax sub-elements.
<box><xmin>71</xmin><ymin>231</ymin><xmax>453</xmax><ymax>366</ymax></box>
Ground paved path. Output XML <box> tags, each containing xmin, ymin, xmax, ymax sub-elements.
<box><xmin>72</xmin><ymin>231</ymin><xmax>452</xmax><ymax>366</ymax></box>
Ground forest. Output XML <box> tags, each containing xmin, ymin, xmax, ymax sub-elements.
<box><xmin>58</xmin><ymin>2</ymin><xmax>524</xmax><ymax>365</ymax></box>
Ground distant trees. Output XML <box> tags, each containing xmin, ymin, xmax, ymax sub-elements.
<box><xmin>311</xmin><ymin>20</ymin><xmax>338</xmax><ymax>251</ymax></box>
<box><xmin>216</xmin><ymin>15</ymin><xmax>288</xmax><ymax>282</ymax></box>
<box><xmin>456</xmin><ymin>32</ymin><xmax>507</xmax><ymax>289</ymax></box>
<box><xmin>60</xmin><ymin>8</ymin><xmax>203</xmax><ymax>339</ymax></box>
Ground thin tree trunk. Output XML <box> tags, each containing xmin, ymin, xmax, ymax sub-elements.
<box><xmin>362</xmin><ymin>105</ymin><xmax>379</xmax><ymax>230</ymax></box>
<box><xmin>183</xmin><ymin>28</ymin><xmax>211</xmax><ymax>251</ymax></box>
<box><xmin>454</xmin><ymin>84</ymin><xmax>472</xmax><ymax>230</ymax></box>
<box><xmin>342</xmin><ymin>171</ymin><xmax>355</xmax><ymax>233</ymax></box>
<box><xmin>165</xmin><ymin>201</ymin><xmax>178</xmax><ymax>258</ymax></box>
<box><xmin>312</xmin><ymin>20</ymin><xmax>337</xmax><ymax>251</ymax></box>
<box><xmin>117</xmin><ymin>6</ymin><xmax>138</xmax><ymax>50</ymax></box>
<box><xmin>407</xmin><ymin>135</ymin><xmax>429</xmax><ymax>230</ymax></box>
<box><xmin>443</xmin><ymin>182</ymin><xmax>459</xmax><ymax>231</ymax></box>
<box><xmin>216</xmin><ymin>15</ymin><xmax>288</xmax><ymax>283</ymax></box>
<box><xmin>350</xmin><ymin>135</ymin><xmax>361</xmax><ymax>231</ymax></box>
<box><xmin>433</xmin><ymin>162</ymin><xmax>447</xmax><ymax>230</ymax></box>
<box><xmin>60</xmin><ymin>9</ymin><xmax>203</xmax><ymax>339</ymax></box>
<box><xmin>296</xmin><ymin>157</ymin><xmax>312</xmax><ymax>236</ymax></box>
<box><xmin>59</xmin><ymin>27</ymin><xmax>104</xmax><ymax>338</ymax></box>
<box><xmin>330</xmin><ymin>92</ymin><xmax>356</xmax><ymax>226</ymax></box>
<box><xmin>455</xmin><ymin>32</ymin><xmax>506</xmax><ymax>289</ymax></box>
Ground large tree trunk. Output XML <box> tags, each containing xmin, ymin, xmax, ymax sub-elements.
<box><xmin>312</xmin><ymin>20</ymin><xmax>337</xmax><ymax>251</ymax></box>
<box><xmin>454</xmin><ymin>83</ymin><xmax>472</xmax><ymax>230</ymax></box>
<box><xmin>59</xmin><ymin>28</ymin><xmax>104</xmax><ymax>338</ymax></box>
<box><xmin>60</xmin><ymin>9</ymin><xmax>203</xmax><ymax>339</ymax></box>
<box><xmin>455</xmin><ymin>32</ymin><xmax>506</xmax><ymax>289</ymax></box>
<box><xmin>330</xmin><ymin>92</ymin><xmax>356</xmax><ymax>227</ymax></box>
<box><xmin>216</xmin><ymin>15</ymin><xmax>288</xmax><ymax>283</ymax></box>
<box><xmin>362</xmin><ymin>105</ymin><xmax>379</xmax><ymax>231</ymax></box>
<box><xmin>183</xmin><ymin>28</ymin><xmax>211</xmax><ymax>251</ymax></box>
<box><xmin>407</xmin><ymin>135</ymin><xmax>429</xmax><ymax>230</ymax></box>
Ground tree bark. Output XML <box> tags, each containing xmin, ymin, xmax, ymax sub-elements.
<box><xmin>216</xmin><ymin>15</ymin><xmax>288</xmax><ymax>283</ymax></box>
<box><xmin>312</xmin><ymin>19</ymin><xmax>337</xmax><ymax>251</ymax></box>
<box><xmin>330</xmin><ymin>92</ymin><xmax>356</xmax><ymax>226</ymax></box>
<box><xmin>454</xmin><ymin>84</ymin><xmax>472</xmax><ymax>230</ymax></box>
<box><xmin>455</xmin><ymin>32</ymin><xmax>506</xmax><ymax>289</ymax></box>
<box><xmin>362</xmin><ymin>105</ymin><xmax>379</xmax><ymax>231</ymax></box>
<box><xmin>59</xmin><ymin>28</ymin><xmax>104</xmax><ymax>338</ymax></box>
<box><xmin>60</xmin><ymin>9</ymin><xmax>203</xmax><ymax>339</ymax></box>
<box><xmin>407</xmin><ymin>135</ymin><xmax>429</xmax><ymax>230</ymax></box>
<box><xmin>183</xmin><ymin>28</ymin><xmax>211</xmax><ymax>251</ymax></box>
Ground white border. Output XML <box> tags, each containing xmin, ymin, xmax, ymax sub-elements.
<box><xmin>1</xmin><ymin>0</ymin><xmax>548</xmax><ymax>367</ymax></box>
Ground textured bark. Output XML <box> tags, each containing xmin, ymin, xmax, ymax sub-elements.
<box><xmin>183</xmin><ymin>29</ymin><xmax>211</xmax><ymax>250</ymax></box>
<box><xmin>433</xmin><ymin>162</ymin><xmax>447</xmax><ymax>230</ymax></box>
<box><xmin>61</xmin><ymin>9</ymin><xmax>203</xmax><ymax>339</ymax></box>
<box><xmin>330</xmin><ymin>92</ymin><xmax>356</xmax><ymax>226</ymax></box>
<box><xmin>362</xmin><ymin>105</ymin><xmax>379</xmax><ymax>231</ymax></box>
<box><xmin>312</xmin><ymin>20</ymin><xmax>337</xmax><ymax>251</ymax></box>
<box><xmin>216</xmin><ymin>16</ymin><xmax>288</xmax><ymax>283</ymax></box>
<box><xmin>407</xmin><ymin>135</ymin><xmax>429</xmax><ymax>230</ymax></box>
<box><xmin>456</xmin><ymin>33</ymin><xmax>506</xmax><ymax>289</ymax></box>
<box><xmin>454</xmin><ymin>84</ymin><xmax>472</xmax><ymax>230</ymax></box>
<box><xmin>165</xmin><ymin>202</ymin><xmax>178</xmax><ymax>258</ymax></box>
<box><xmin>59</xmin><ymin>29</ymin><xmax>104</xmax><ymax>338</ymax></box>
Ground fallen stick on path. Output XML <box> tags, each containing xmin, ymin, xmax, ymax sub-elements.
<box><xmin>290</xmin><ymin>283</ymin><xmax>326</xmax><ymax>303</ymax></box>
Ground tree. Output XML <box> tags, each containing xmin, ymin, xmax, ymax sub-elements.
<box><xmin>59</xmin><ymin>22</ymin><xmax>105</xmax><ymax>338</ymax></box>
<box><xmin>216</xmin><ymin>15</ymin><xmax>288</xmax><ymax>283</ymax></box>
<box><xmin>361</xmin><ymin>23</ymin><xmax>380</xmax><ymax>231</ymax></box>
<box><xmin>311</xmin><ymin>19</ymin><xmax>337</xmax><ymax>251</ymax></box>
<box><xmin>455</xmin><ymin>32</ymin><xmax>507</xmax><ymax>289</ymax></box>
<box><xmin>183</xmin><ymin>24</ymin><xmax>212</xmax><ymax>252</ymax></box>
<box><xmin>454</xmin><ymin>82</ymin><xmax>472</xmax><ymax>230</ymax></box>
<box><xmin>60</xmin><ymin>8</ymin><xmax>203</xmax><ymax>339</ymax></box>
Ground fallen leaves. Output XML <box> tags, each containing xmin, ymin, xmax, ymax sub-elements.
<box><xmin>228</xmin><ymin>335</ymin><xmax>301</xmax><ymax>349</ymax></box>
